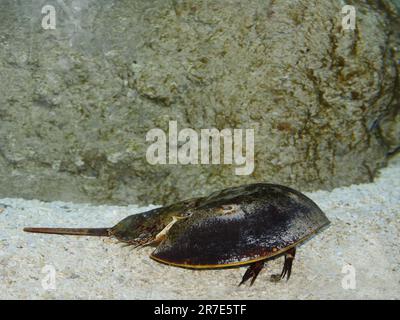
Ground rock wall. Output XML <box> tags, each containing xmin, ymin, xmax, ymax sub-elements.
<box><xmin>0</xmin><ymin>0</ymin><xmax>399</xmax><ymax>205</ymax></box>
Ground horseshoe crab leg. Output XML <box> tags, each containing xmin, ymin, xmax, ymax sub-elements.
<box><xmin>270</xmin><ymin>247</ymin><xmax>296</xmax><ymax>282</ymax></box>
<box><xmin>239</xmin><ymin>260</ymin><xmax>265</xmax><ymax>286</ymax></box>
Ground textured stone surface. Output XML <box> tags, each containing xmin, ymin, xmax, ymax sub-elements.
<box><xmin>1</xmin><ymin>153</ymin><xmax>399</xmax><ymax>299</ymax></box>
<box><xmin>0</xmin><ymin>0</ymin><xmax>399</xmax><ymax>205</ymax></box>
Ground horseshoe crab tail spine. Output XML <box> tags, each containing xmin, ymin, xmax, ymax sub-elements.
<box><xmin>23</xmin><ymin>227</ymin><xmax>110</xmax><ymax>237</ymax></box>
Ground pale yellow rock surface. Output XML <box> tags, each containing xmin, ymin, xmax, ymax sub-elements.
<box><xmin>0</xmin><ymin>0</ymin><xmax>399</xmax><ymax>205</ymax></box>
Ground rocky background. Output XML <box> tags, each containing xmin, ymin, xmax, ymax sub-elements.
<box><xmin>0</xmin><ymin>0</ymin><xmax>399</xmax><ymax>205</ymax></box>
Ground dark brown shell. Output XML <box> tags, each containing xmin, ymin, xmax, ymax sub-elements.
<box><xmin>151</xmin><ymin>183</ymin><xmax>330</xmax><ymax>268</ymax></box>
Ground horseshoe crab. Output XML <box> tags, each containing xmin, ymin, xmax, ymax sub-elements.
<box><xmin>24</xmin><ymin>183</ymin><xmax>330</xmax><ymax>285</ymax></box>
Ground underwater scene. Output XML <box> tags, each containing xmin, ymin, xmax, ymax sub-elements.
<box><xmin>0</xmin><ymin>0</ymin><xmax>399</xmax><ymax>301</ymax></box>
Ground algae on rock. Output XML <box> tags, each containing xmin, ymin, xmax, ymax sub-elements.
<box><xmin>0</xmin><ymin>0</ymin><xmax>399</xmax><ymax>205</ymax></box>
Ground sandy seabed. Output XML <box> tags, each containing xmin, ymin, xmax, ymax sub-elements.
<box><xmin>0</xmin><ymin>155</ymin><xmax>399</xmax><ymax>299</ymax></box>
